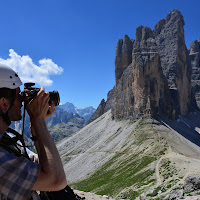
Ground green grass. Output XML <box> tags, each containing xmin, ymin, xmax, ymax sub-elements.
<box><xmin>160</xmin><ymin>159</ymin><xmax>178</xmax><ymax>181</ymax></box>
<box><xmin>119</xmin><ymin>190</ymin><xmax>140</xmax><ymax>200</ymax></box>
<box><xmin>71</xmin><ymin>118</ymin><xmax>169</xmax><ymax>199</ymax></box>
<box><xmin>72</xmin><ymin>152</ymin><xmax>156</xmax><ymax>197</ymax></box>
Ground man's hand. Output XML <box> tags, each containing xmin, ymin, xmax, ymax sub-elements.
<box><xmin>25</xmin><ymin>87</ymin><xmax>50</xmax><ymax>121</ymax></box>
<box><xmin>45</xmin><ymin>101</ymin><xmax>56</xmax><ymax>120</ymax></box>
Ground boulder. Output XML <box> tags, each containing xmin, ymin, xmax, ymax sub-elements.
<box><xmin>183</xmin><ymin>175</ymin><xmax>200</xmax><ymax>193</ymax></box>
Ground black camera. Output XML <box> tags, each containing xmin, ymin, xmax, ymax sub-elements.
<box><xmin>24</xmin><ymin>82</ymin><xmax>60</xmax><ymax>106</ymax></box>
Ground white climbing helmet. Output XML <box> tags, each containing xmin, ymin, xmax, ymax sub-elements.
<box><xmin>0</xmin><ymin>64</ymin><xmax>22</xmax><ymax>89</ymax></box>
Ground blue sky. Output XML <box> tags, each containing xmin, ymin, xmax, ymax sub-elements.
<box><xmin>0</xmin><ymin>0</ymin><xmax>199</xmax><ymax>108</ymax></box>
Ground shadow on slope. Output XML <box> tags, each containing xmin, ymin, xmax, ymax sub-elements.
<box><xmin>158</xmin><ymin>109</ymin><xmax>200</xmax><ymax>148</ymax></box>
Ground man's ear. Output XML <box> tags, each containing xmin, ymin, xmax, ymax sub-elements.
<box><xmin>0</xmin><ymin>98</ymin><xmax>10</xmax><ymax>112</ymax></box>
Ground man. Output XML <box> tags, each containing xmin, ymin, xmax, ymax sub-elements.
<box><xmin>0</xmin><ymin>64</ymin><xmax>67</xmax><ymax>200</ymax></box>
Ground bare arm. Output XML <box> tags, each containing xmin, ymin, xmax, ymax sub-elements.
<box><xmin>26</xmin><ymin>87</ymin><xmax>67</xmax><ymax>191</ymax></box>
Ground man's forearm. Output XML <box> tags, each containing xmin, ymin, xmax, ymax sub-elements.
<box><xmin>26</xmin><ymin>87</ymin><xmax>67</xmax><ymax>191</ymax></box>
<box><xmin>31</xmin><ymin>118</ymin><xmax>67</xmax><ymax>190</ymax></box>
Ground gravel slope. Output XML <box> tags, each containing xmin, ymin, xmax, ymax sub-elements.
<box><xmin>57</xmin><ymin>109</ymin><xmax>200</xmax><ymax>198</ymax></box>
<box><xmin>57</xmin><ymin>110</ymin><xmax>137</xmax><ymax>183</ymax></box>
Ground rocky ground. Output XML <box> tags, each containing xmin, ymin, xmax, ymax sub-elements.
<box><xmin>74</xmin><ymin>190</ymin><xmax>115</xmax><ymax>200</ymax></box>
<box><xmin>57</xmin><ymin>109</ymin><xmax>200</xmax><ymax>199</ymax></box>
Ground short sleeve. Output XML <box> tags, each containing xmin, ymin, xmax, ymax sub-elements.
<box><xmin>0</xmin><ymin>147</ymin><xmax>41</xmax><ymax>200</ymax></box>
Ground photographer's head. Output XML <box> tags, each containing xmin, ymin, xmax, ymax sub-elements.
<box><xmin>0</xmin><ymin>64</ymin><xmax>22</xmax><ymax>127</ymax></box>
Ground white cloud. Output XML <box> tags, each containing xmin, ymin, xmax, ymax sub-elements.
<box><xmin>0</xmin><ymin>49</ymin><xmax>63</xmax><ymax>86</ymax></box>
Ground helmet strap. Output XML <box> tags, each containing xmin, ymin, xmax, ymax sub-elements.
<box><xmin>0</xmin><ymin>89</ymin><xmax>16</xmax><ymax>126</ymax></box>
<box><xmin>0</xmin><ymin>109</ymin><xmax>11</xmax><ymax>126</ymax></box>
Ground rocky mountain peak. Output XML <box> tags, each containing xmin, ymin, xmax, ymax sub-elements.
<box><xmin>89</xmin><ymin>9</ymin><xmax>199</xmax><ymax>123</ymax></box>
<box><xmin>154</xmin><ymin>9</ymin><xmax>191</xmax><ymax>116</ymax></box>
<box><xmin>133</xmin><ymin>26</ymin><xmax>157</xmax><ymax>55</ymax></box>
<box><xmin>154</xmin><ymin>8</ymin><xmax>188</xmax><ymax>90</ymax></box>
<box><xmin>190</xmin><ymin>39</ymin><xmax>200</xmax><ymax>54</ymax></box>
<box><xmin>115</xmin><ymin>34</ymin><xmax>133</xmax><ymax>85</ymax></box>
<box><xmin>113</xmin><ymin>23</ymin><xmax>171</xmax><ymax>119</ymax></box>
<box><xmin>135</xmin><ymin>26</ymin><xmax>154</xmax><ymax>43</ymax></box>
<box><xmin>165</xmin><ymin>9</ymin><xmax>184</xmax><ymax>26</ymax></box>
<box><xmin>59</xmin><ymin>102</ymin><xmax>95</xmax><ymax>120</ymax></box>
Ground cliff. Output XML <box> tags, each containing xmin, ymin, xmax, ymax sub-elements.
<box><xmin>154</xmin><ymin>9</ymin><xmax>191</xmax><ymax>116</ymax></box>
<box><xmin>89</xmin><ymin>9</ymin><xmax>199</xmax><ymax>123</ymax></box>
<box><xmin>190</xmin><ymin>39</ymin><xmax>200</xmax><ymax>108</ymax></box>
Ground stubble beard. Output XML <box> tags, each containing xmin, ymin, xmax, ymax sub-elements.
<box><xmin>8</xmin><ymin>108</ymin><xmax>22</xmax><ymax>122</ymax></box>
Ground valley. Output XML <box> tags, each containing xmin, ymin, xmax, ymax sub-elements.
<box><xmin>57</xmin><ymin>110</ymin><xmax>200</xmax><ymax>199</ymax></box>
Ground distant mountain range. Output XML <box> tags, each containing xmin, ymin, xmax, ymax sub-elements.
<box><xmin>59</xmin><ymin>102</ymin><xmax>96</xmax><ymax>120</ymax></box>
<box><xmin>11</xmin><ymin>102</ymin><xmax>96</xmax><ymax>146</ymax></box>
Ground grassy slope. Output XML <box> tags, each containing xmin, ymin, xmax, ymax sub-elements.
<box><xmin>72</xmin><ymin>118</ymin><xmax>171</xmax><ymax>199</ymax></box>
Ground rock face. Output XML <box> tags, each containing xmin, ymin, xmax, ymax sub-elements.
<box><xmin>115</xmin><ymin>35</ymin><xmax>133</xmax><ymax>84</ymax></box>
<box><xmin>89</xmin><ymin>9</ymin><xmax>197</xmax><ymax>123</ymax></box>
<box><xmin>87</xmin><ymin>87</ymin><xmax>116</xmax><ymax>123</ymax></box>
<box><xmin>154</xmin><ymin>9</ymin><xmax>191</xmax><ymax>116</ymax></box>
<box><xmin>190</xmin><ymin>39</ymin><xmax>200</xmax><ymax>108</ymax></box>
<box><xmin>87</xmin><ymin>99</ymin><xmax>106</xmax><ymax>123</ymax></box>
<box><xmin>113</xmin><ymin>26</ymin><xmax>171</xmax><ymax>120</ymax></box>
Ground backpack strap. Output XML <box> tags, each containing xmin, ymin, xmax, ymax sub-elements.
<box><xmin>0</xmin><ymin>128</ymin><xmax>30</xmax><ymax>160</ymax></box>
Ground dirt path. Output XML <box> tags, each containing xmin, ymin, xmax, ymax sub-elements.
<box><xmin>155</xmin><ymin>145</ymin><xmax>173</xmax><ymax>187</ymax></box>
<box><xmin>155</xmin><ymin>156</ymin><xmax>163</xmax><ymax>186</ymax></box>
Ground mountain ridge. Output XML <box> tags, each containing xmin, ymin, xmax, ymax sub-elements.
<box><xmin>11</xmin><ymin>105</ymin><xmax>87</xmax><ymax>145</ymax></box>
<box><xmin>59</xmin><ymin>102</ymin><xmax>96</xmax><ymax>120</ymax></box>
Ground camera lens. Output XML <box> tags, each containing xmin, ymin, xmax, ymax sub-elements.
<box><xmin>49</xmin><ymin>91</ymin><xmax>60</xmax><ymax>106</ymax></box>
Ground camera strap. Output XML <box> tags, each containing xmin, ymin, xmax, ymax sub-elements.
<box><xmin>22</xmin><ymin>105</ymin><xmax>26</xmax><ymax>138</ymax></box>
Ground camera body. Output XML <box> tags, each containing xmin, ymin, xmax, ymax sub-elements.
<box><xmin>24</xmin><ymin>82</ymin><xmax>60</xmax><ymax>106</ymax></box>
